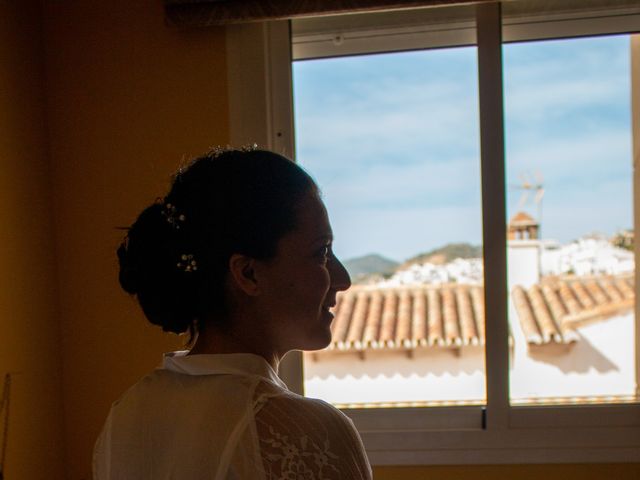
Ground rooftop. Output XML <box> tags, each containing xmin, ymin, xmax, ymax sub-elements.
<box><xmin>320</xmin><ymin>273</ymin><xmax>634</xmax><ymax>355</ymax></box>
<box><xmin>513</xmin><ymin>273</ymin><xmax>634</xmax><ymax>344</ymax></box>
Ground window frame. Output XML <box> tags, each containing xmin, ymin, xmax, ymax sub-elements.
<box><xmin>225</xmin><ymin>1</ymin><xmax>640</xmax><ymax>465</ymax></box>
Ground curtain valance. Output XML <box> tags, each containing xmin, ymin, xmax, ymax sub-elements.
<box><xmin>164</xmin><ymin>0</ymin><xmax>489</xmax><ymax>27</ymax></box>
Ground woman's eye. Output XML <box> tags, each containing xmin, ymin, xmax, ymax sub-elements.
<box><xmin>318</xmin><ymin>245</ymin><xmax>330</xmax><ymax>259</ymax></box>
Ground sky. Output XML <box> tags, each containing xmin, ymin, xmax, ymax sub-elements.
<box><xmin>292</xmin><ymin>35</ymin><xmax>632</xmax><ymax>263</ymax></box>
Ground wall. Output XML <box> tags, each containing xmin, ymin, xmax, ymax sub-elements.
<box><xmin>2</xmin><ymin>0</ymin><xmax>633</xmax><ymax>478</ymax></box>
<box><xmin>0</xmin><ymin>2</ymin><xmax>65</xmax><ymax>479</ymax></box>
<box><xmin>41</xmin><ymin>0</ymin><xmax>229</xmax><ymax>478</ymax></box>
<box><xmin>305</xmin><ymin>347</ymin><xmax>486</xmax><ymax>404</ymax></box>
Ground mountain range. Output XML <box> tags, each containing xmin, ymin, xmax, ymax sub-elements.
<box><xmin>343</xmin><ymin>242</ymin><xmax>482</xmax><ymax>280</ymax></box>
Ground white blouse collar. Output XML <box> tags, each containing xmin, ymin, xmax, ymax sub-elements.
<box><xmin>161</xmin><ymin>351</ymin><xmax>288</xmax><ymax>389</ymax></box>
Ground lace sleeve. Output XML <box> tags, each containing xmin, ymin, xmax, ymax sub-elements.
<box><xmin>254</xmin><ymin>385</ymin><xmax>372</xmax><ymax>480</ymax></box>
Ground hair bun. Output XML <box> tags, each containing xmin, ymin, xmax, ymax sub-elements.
<box><xmin>116</xmin><ymin>149</ymin><xmax>317</xmax><ymax>339</ymax></box>
<box><xmin>117</xmin><ymin>242</ymin><xmax>141</xmax><ymax>295</ymax></box>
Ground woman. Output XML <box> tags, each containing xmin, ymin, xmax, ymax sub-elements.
<box><xmin>93</xmin><ymin>148</ymin><xmax>372</xmax><ymax>479</ymax></box>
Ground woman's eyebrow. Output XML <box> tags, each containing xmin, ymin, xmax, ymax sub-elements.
<box><xmin>313</xmin><ymin>233</ymin><xmax>333</xmax><ymax>243</ymax></box>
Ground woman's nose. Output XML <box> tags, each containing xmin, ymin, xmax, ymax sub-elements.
<box><xmin>330</xmin><ymin>255</ymin><xmax>351</xmax><ymax>291</ymax></box>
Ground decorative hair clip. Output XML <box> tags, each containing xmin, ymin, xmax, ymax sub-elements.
<box><xmin>161</xmin><ymin>203</ymin><xmax>186</xmax><ymax>229</ymax></box>
<box><xmin>177</xmin><ymin>254</ymin><xmax>197</xmax><ymax>272</ymax></box>
<box><xmin>240</xmin><ymin>143</ymin><xmax>258</xmax><ymax>152</ymax></box>
<box><xmin>205</xmin><ymin>143</ymin><xmax>258</xmax><ymax>159</ymax></box>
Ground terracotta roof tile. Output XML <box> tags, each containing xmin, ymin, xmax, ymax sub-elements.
<box><xmin>557</xmin><ymin>281</ymin><xmax>581</xmax><ymax>315</ymax></box>
<box><xmin>509</xmin><ymin>211</ymin><xmax>537</xmax><ymax>225</ymax></box>
<box><xmin>362</xmin><ymin>290</ymin><xmax>383</xmax><ymax>347</ymax></box>
<box><xmin>396</xmin><ymin>290</ymin><xmax>413</xmax><ymax>347</ymax></box>
<box><xmin>515</xmin><ymin>284</ymin><xmax>569</xmax><ymax>344</ymax></box>
<box><xmin>346</xmin><ymin>291</ymin><xmax>367</xmax><ymax>348</ymax></box>
<box><xmin>320</xmin><ymin>273</ymin><xmax>633</xmax><ymax>354</ymax></box>
<box><xmin>571</xmin><ymin>281</ymin><xmax>595</xmax><ymax>309</ymax></box>
<box><xmin>326</xmin><ymin>284</ymin><xmax>485</xmax><ymax>351</ymax></box>
<box><xmin>411</xmin><ymin>290</ymin><xmax>427</xmax><ymax>346</ymax></box>
<box><xmin>471</xmin><ymin>287</ymin><xmax>485</xmax><ymax>339</ymax></box>
<box><xmin>457</xmin><ymin>288</ymin><xmax>478</xmax><ymax>345</ymax></box>
<box><xmin>512</xmin><ymin>274</ymin><xmax>634</xmax><ymax>345</ymax></box>
<box><xmin>426</xmin><ymin>289</ymin><xmax>442</xmax><ymax>345</ymax></box>
<box><xmin>380</xmin><ymin>289</ymin><xmax>397</xmax><ymax>347</ymax></box>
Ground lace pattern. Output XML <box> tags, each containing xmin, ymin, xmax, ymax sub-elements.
<box><xmin>93</xmin><ymin>354</ymin><xmax>371</xmax><ymax>480</ymax></box>
<box><xmin>261</xmin><ymin>425</ymin><xmax>341</xmax><ymax>479</ymax></box>
<box><xmin>254</xmin><ymin>382</ymin><xmax>371</xmax><ymax>480</ymax></box>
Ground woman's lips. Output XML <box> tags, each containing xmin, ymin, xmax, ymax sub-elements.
<box><xmin>322</xmin><ymin>305</ymin><xmax>335</xmax><ymax>319</ymax></box>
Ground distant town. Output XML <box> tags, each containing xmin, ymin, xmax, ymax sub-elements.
<box><xmin>306</xmin><ymin>222</ymin><xmax>637</xmax><ymax>405</ymax></box>
<box><xmin>344</xmin><ymin>229</ymin><xmax>634</xmax><ymax>286</ymax></box>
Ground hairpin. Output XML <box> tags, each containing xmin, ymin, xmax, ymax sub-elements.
<box><xmin>177</xmin><ymin>254</ymin><xmax>197</xmax><ymax>272</ymax></box>
<box><xmin>240</xmin><ymin>143</ymin><xmax>258</xmax><ymax>152</ymax></box>
<box><xmin>205</xmin><ymin>143</ymin><xmax>258</xmax><ymax>159</ymax></box>
<box><xmin>161</xmin><ymin>203</ymin><xmax>186</xmax><ymax>229</ymax></box>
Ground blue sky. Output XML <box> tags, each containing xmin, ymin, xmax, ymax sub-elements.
<box><xmin>293</xmin><ymin>35</ymin><xmax>632</xmax><ymax>262</ymax></box>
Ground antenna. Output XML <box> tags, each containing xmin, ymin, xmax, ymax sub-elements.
<box><xmin>509</xmin><ymin>171</ymin><xmax>544</xmax><ymax>238</ymax></box>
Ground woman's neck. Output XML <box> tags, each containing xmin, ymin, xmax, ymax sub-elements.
<box><xmin>187</xmin><ymin>323</ymin><xmax>281</xmax><ymax>371</ymax></box>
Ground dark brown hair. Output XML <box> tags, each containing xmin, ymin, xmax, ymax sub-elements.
<box><xmin>117</xmin><ymin>149</ymin><xmax>317</xmax><ymax>338</ymax></box>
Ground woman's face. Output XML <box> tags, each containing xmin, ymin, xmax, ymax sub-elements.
<box><xmin>256</xmin><ymin>192</ymin><xmax>351</xmax><ymax>354</ymax></box>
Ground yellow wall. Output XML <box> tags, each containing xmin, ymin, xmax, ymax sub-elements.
<box><xmin>0</xmin><ymin>2</ymin><xmax>65</xmax><ymax>479</ymax></box>
<box><xmin>42</xmin><ymin>0</ymin><xmax>228</xmax><ymax>478</ymax></box>
<box><xmin>0</xmin><ymin>1</ymin><xmax>637</xmax><ymax>479</ymax></box>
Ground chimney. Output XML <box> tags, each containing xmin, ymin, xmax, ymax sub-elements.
<box><xmin>507</xmin><ymin>211</ymin><xmax>541</xmax><ymax>289</ymax></box>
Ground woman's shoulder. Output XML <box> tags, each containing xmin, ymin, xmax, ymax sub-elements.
<box><xmin>255</xmin><ymin>384</ymin><xmax>372</xmax><ymax>479</ymax></box>
<box><xmin>255</xmin><ymin>382</ymin><xmax>365</xmax><ymax>453</ymax></box>
<box><xmin>289</xmin><ymin>392</ymin><xmax>355</xmax><ymax>425</ymax></box>
<box><xmin>257</xmin><ymin>380</ymin><xmax>352</xmax><ymax>423</ymax></box>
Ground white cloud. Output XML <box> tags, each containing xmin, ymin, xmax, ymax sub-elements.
<box><xmin>295</xmin><ymin>74</ymin><xmax>480</xmax><ymax>167</ymax></box>
<box><xmin>319</xmin><ymin>155</ymin><xmax>481</xmax><ymax>208</ymax></box>
<box><xmin>506</xmin><ymin>129</ymin><xmax>631</xmax><ymax>178</ymax></box>
<box><xmin>504</xmin><ymin>37</ymin><xmax>629</xmax><ymax>124</ymax></box>
<box><xmin>296</xmin><ymin>106</ymin><xmax>478</xmax><ymax>165</ymax></box>
<box><xmin>329</xmin><ymin>204</ymin><xmax>483</xmax><ymax>262</ymax></box>
<box><xmin>505</xmin><ymin>76</ymin><xmax>628</xmax><ymax>124</ymax></box>
<box><xmin>295</xmin><ymin>35</ymin><xmax>632</xmax><ymax>261</ymax></box>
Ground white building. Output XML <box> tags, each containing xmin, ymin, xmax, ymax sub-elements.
<box><xmin>383</xmin><ymin>257</ymin><xmax>484</xmax><ymax>286</ymax></box>
<box><xmin>303</xmin><ymin>212</ymin><xmax>637</xmax><ymax>406</ymax></box>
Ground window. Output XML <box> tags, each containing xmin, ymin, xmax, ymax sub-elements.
<box><xmin>294</xmin><ymin>39</ymin><xmax>486</xmax><ymax>408</ymax></box>
<box><xmin>504</xmin><ymin>34</ymin><xmax>637</xmax><ymax>405</ymax></box>
<box><xmin>225</xmin><ymin>0</ymin><xmax>640</xmax><ymax>464</ymax></box>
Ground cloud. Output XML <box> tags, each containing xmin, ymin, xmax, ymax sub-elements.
<box><xmin>329</xmin><ymin>204</ymin><xmax>483</xmax><ymax>262</ymax></box>
<box><xmin>294</xmin><ymin>48</ymin><xmax>480</xmax><ymax>170</ymax></box>
<box><xmin>294</xmin><ymin>35</ymin><xmax>632</xmax><ymax>260</ymax></box>
<box><xmin>319</xmin><ymin>155</ymin><xmax>482</xmax><ymax>209</ymax></box>
<box><xmin>295</xmin><ymin>80</ymin><xmax>480</xmax><ymax>168</ymax></box>
<box><xmin>504</xmin><ymin>36</ymin><xmax>629</xmax><ymax>127</ymax></box>
<box><xmin>506</xmin><ymin>129</ymin><xmax>631</xmax><ymax>181</ymax></box>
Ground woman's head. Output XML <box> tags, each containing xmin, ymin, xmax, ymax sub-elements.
<box><xmin>229</xmin><ymin>189</ymin><xmax>352</xmax><ymax>354</ymax></box>
<box><xmin>117</xmin><ymin>148</ymin><xmax>327</xmax><ymax>340</ymax></box>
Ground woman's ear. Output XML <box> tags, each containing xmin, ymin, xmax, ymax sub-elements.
<box><xmin>228</xmin><ymin>254</ymin><xmax>261</xmax><ymax>296</ymax></box>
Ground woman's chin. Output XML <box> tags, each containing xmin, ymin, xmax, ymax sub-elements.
<box><xmin>302</xmin><ymin>327</ymin><xmax>333</xmax><ymax>352</ymax></box>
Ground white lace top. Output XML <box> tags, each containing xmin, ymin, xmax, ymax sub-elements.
<box><xmin>93</xmin><ymin>352</ymin><xmax>372</xmax><ymax>480</ymax></box>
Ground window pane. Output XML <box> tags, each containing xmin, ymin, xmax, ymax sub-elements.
<box><xmin>293</xmin><ymin>45</ymin><xmax>486</xmax><ymax>407</ymax></box>
<box><xmin>504</xmin><ymin>35</ymin><xmax>638</xmax><ymax>405</ymax></box>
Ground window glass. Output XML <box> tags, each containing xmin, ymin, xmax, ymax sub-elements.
<box><xmin>504</xmin><ymin>34</ymin><xmax>637</xmax><ymax>405</ymax></box>
<box><xmin>293</xmin><ymin>46</ymin><xmax>486</xmax><ymax>407</ymax></box>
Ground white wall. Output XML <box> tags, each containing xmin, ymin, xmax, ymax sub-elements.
<box><xmin>510</xmin><ymin>309</ymin><xmax>636</xmax><ymax>401</ymax></box>
<box><xmin>304</xmin><ymin>308</ymin><xmax>636</xmax><ymax>405</ymax></box>
<box><xmin>507</xmin><ymin>240</ymin><xmax>540</xmax><ymax>289</ymax></box>
<box><xmin>304</xmin><ymin>347</ymin><xmax>485</xmax><ymax>405</ymax></box>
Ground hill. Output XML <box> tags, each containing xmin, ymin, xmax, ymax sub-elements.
<box><xmin>342</xmin><ymin>254</ymin><xmax>399</xmax><ymax>278</ymax></box>
<box><xmin>402</xmin><ymin>242</ymin><xmax>482</xmax><ymax>267</ymax></box>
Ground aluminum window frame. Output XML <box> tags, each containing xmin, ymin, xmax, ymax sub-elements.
<box><xmin>225</xmin><ymin>1</ymin><xmax>640</xmax><ymax>464</ymax></box>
